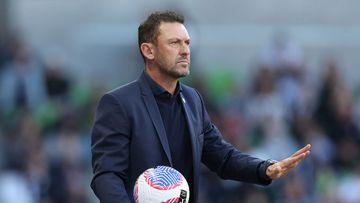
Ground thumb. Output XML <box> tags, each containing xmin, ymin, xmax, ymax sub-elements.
<box><xmin>267</xmin><ymin>164</ymin><xmax>282</xmax><ymax>179</ymax></box>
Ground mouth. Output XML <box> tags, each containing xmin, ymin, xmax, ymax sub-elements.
<box><xmin>177</xmin><ymin>60</ymin><xmax>189</xmax><ymax>64</ymax></box>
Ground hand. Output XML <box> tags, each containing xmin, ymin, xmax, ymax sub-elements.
<box><xmin>266</xmin><ymin>144</ymin><xmax>311</xmax><ymax>180</ymax></box>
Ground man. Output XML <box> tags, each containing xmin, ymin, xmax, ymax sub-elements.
<box><xmin>91</xmin><ymin>11</ymin><xmax>311</xmax><ymax>203</ymax></box>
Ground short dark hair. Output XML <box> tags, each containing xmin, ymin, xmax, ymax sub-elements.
<box><xmin>138</xmin><ymin>11</ymin><xmax>184</xmax><ymax>60</ymax></box>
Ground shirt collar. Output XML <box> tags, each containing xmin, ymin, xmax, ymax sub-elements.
<box><xmin>144</xmin><ymin>71</ymin><xmax>182</xmax><ymax>98</ymax></box>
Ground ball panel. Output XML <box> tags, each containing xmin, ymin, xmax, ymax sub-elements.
<box><xmin>144</xmin><ymin>166</ymin><xmax>184</xmax><ymax>190</ymax></box>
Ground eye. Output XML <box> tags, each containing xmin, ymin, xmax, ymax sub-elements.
<box><xmin>169</xmin><ymin>41</ymin><xmax>180</xmax><ymax>48</ymax></box>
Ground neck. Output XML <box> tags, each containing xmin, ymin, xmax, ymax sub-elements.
<box><xmin>145</xmin><ymin>68</ymin><xmax>178</xmax><ymax>94</ymax></box>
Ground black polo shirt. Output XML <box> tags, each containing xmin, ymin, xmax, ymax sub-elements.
<box><xmin>144</xmin><ymin>72</ymin><xmax>194</xmax><ymax>191</ymax></box>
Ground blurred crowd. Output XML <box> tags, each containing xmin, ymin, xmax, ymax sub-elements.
<box><xmin>0</xmin><ymin>32</ymin><xmax>360</xmax><ymax>203</ymax></box>
<box><xmin>0</xmin><ymin>34</ymin><xmax>97</xmax><ymax>203</ymax></box>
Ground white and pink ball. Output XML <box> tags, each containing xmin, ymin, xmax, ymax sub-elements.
<box><xmin>134</xmin><ymin>166</ymin><xmax>190</xmax><ymax>203</ymax></box>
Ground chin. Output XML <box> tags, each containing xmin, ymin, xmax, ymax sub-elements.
<box><xmin>165</xmin><ymin>65</ymin><xmax>190</xmax><ymax>78</ymax></box>
<box><xmin>178</xmin><ymin>69</ymin><xmax>190</xmax><ymax>77</ymax></box>
<box><xmin>170</xmin><ymin>71</ymin><xmax>189</xmax><ymax>79</ymax></box>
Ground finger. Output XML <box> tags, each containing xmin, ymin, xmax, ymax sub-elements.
<box><xmin>276</xmin><ymin>151</ymin><xmax>311</xmax><ymax>177</ymax></box>
<box><xmin>292</xmin><ymin>144</ymin><xmax>311</xmax><ymax>157</ymax></box>
<box><xmin>279</xmin><ymin>152</ymin><xmax>308</xmax><ymax>168</ymax></box>
<box><xmin>276</xmin><ymin>159</ymin><xmax>300</xmax><ymax>176</ymax></box>
<box><xmin>268</xmin><ymin>145</ymin><xmax>311</xmax><ymax>179</ymax></box>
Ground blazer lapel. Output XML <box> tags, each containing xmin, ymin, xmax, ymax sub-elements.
<box><xmin>138</xmin><ymin>73</ymin><xmax>173</xmax><ymax>166</ymax></box>
<box><xmin>179</xmin><ymin>91</ymin><xmax>199</xmax><ymax>201</ymax></box>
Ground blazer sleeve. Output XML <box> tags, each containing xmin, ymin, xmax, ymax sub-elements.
<box><xmin>91</xmin><ymin>93</ymin><xmax>132</xmax><ymax>203</ymax></box>
<box><xmin>197</xmin><ymin>91</ymin><xmax>271</xmax><ymax>185</ymax></box>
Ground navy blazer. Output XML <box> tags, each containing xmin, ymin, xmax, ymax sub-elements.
<box><xmin>91</xmin><ymin>72</ymin><xmax>270</xmax><ymax>203</ymax></box>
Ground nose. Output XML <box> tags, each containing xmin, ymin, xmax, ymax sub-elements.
<box><xmin>180</xmin><ymin>42</ymin><xmax>190</xmax><ymax>56</ymax></box>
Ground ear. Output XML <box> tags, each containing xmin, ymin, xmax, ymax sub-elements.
<box><xmin>140</xmin><ymin>43</ymin><xmax>155</xmax><ymax>60</ymax></box>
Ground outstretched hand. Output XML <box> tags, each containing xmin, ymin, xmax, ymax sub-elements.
<box><xmin>266</xmin><ymin>144</ymin><xmax>311</xmax><ymax>180</ymax></box>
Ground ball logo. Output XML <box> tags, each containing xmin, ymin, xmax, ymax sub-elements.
<box><xmin>134</xmin><ymin>166</ymin><xmax>190</xmax><ymax>203</ymax></box>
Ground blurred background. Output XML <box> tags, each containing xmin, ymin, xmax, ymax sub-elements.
<box><xmin>0</xmin><ymin>0</ymin><xmax>360</xmax><ymax>202</ymax></box>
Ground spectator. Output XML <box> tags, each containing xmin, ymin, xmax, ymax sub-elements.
<box><xmin>0</xmin><ymin>35</ymin><xmax>47</xmax><ymax>116</ymax></box>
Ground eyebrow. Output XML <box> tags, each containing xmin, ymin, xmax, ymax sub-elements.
<box><xmin>168</xmin><ymin>38</ymin><xmax>191</xmax><ymax>43</ymax></box>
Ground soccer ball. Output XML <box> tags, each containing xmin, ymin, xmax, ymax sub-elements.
<box><xmin>134</xmin><ymin>166</ymin><xmax>190</xmax><ymax>203</ymax></box>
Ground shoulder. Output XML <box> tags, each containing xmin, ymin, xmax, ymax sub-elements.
<box><xmin>108</xmin><ymin>80</ymin><xmax>139</xmax><ymax>97</ymax></box>
<box><xmin>99</xmin><ymin>80</ymin><xmax>141</xmax><ymax>106</ymax></box>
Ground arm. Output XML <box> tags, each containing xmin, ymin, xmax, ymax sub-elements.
<box><xmin>197</xmin><ymin>91</ymin><xmax>311</xmax><ymax>183</ymax></box>
<box><xmin>195</xmin><ymin>90</ymin><xmax>270</xmax><ymax>185</ymax></box>
<box><xmin>91</xmin><ymin>93</ymin><xmax>131</xmax><ymax>203</ymax></box>
<box><xmin>201</xmin><ymin>119</ymin><xmax>271</xmax><ymax>185</ymax></box>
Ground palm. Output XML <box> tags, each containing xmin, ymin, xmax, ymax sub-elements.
<box><xmin>266</xmin><ymin>144</ymin><xmax>311</xmax><ymax>180</ymax></box>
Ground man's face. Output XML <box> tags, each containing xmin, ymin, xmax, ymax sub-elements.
<box><xmin>153</xmin><ymin>22</ymin><xmax>191</xmax><ymax>79</ymax></box>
